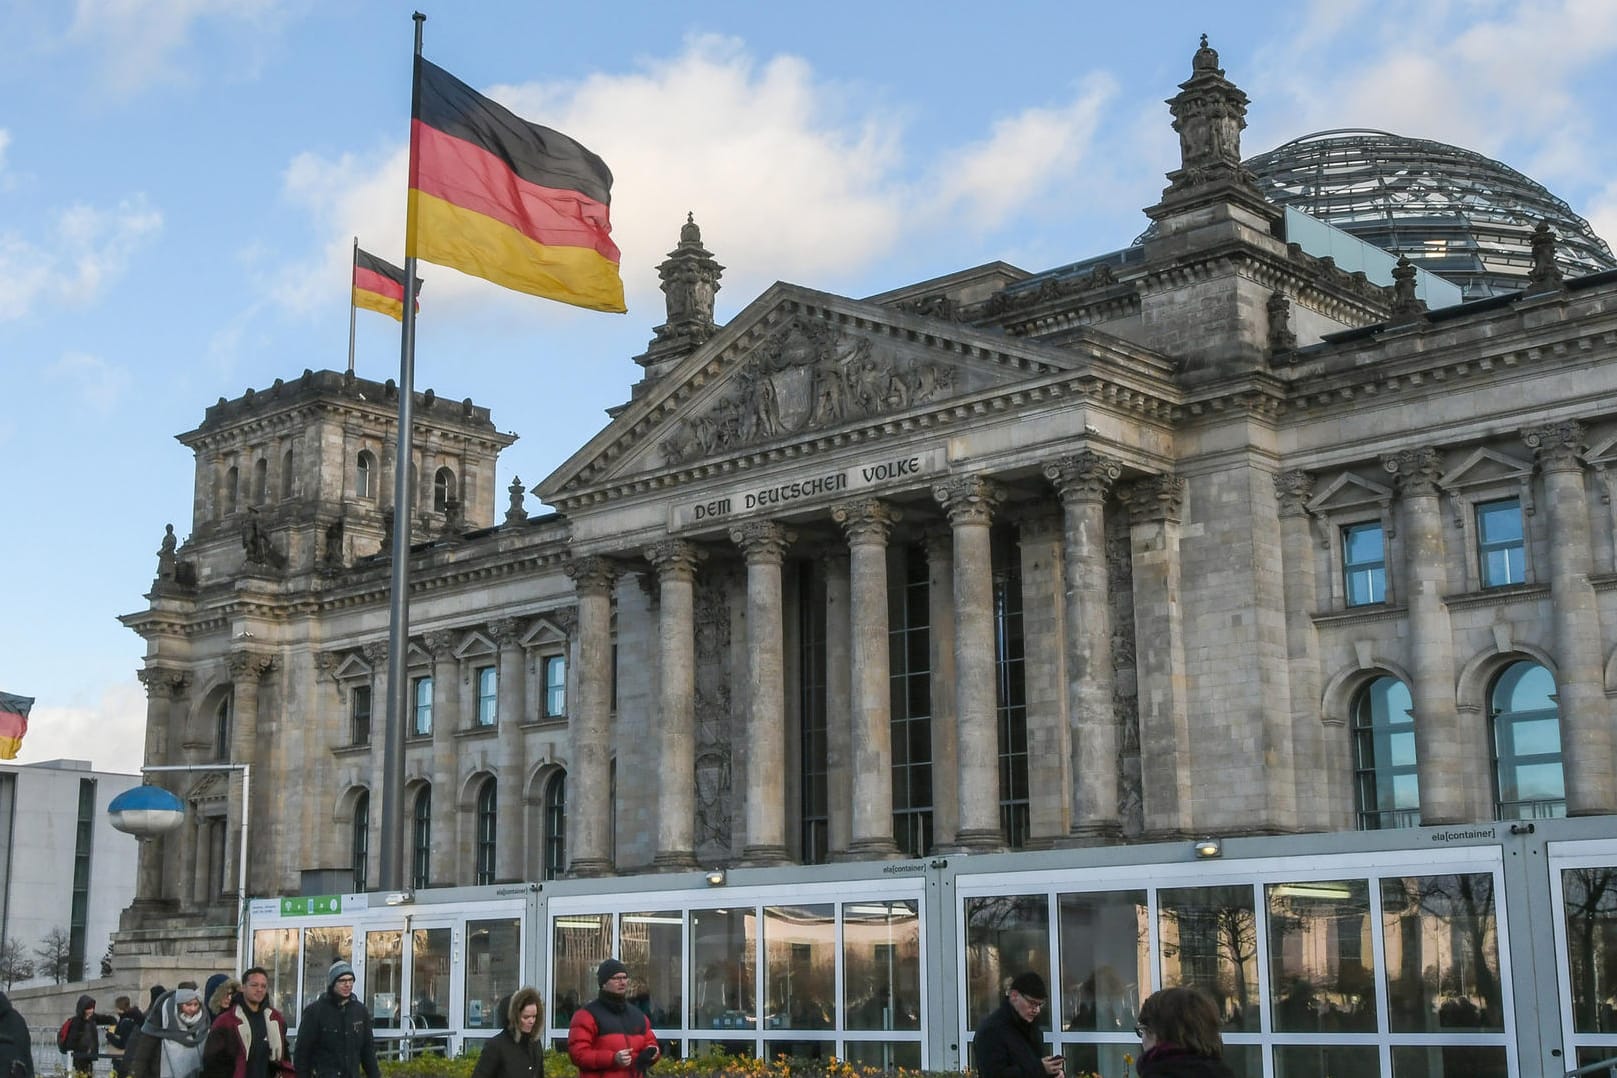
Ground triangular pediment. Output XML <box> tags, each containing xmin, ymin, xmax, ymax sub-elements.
<box><xmin>454</xmin><ymin>631</ymin><xmax>497</xmax><ymax>661</ymax></box>
<box><xmin>1440</xmin><ymin>447</ymin><xmax>1532</xmax><ymax>491</ymax></box>
<box><xmin>539</xmin><ymin>283</ymin><xmax>1091</xmax><ymax>499</ymax></box>
<box><xmin>1586</xmin><ymin>434</ymin><xmax>1617</xmax><ymax>468</ymax></box>
<box><xmin>1307</xmin><ymin>470</ymin><xmax>1393</xmax><ymax>514</ymax></box>
<box><xmin>331</xmin><ymin>653</ymin><xmax>372</xmax><ymax>682</ymax></box>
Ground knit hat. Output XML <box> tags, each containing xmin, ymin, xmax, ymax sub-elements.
<box><xmin>173</xmin><ymin>988</ymin><xmax>200</xmax><ymax>1007</ymax></box>
<box><xmin>149</xmin><ymin>985</ymin><xmax>167</xmax><ymax>1006</ymax></box>
<box><xmin>596</xmin><ymin>958</ymin><xmax>628</xmax><ymax>986</ymax></box>
<box><xmin>1009</xmin><ymin>971</ymin><xmax>1048</xmax><ymax>1000</ymax></box>
<box><xmin>328</xmin><ymin>960</ymin><xmax>355</xmax><ymax>988</ymax></box>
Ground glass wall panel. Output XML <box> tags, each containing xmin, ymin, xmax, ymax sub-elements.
<box><xmin>844</xmin><ymin>900</ymin><xmax>922</xmax><ymax>1032</ymax></box>
<box><xmin>965</xmin><ymin>895</ymin><xmax>1049</xmax><ymax>1031</ymax></box>
<box><xmin>842</xmin><ymin>1042</ymin><xmax>921</xmax><ymax>1070</ymax></box>
<box><xmin>691</xmin><ymin>908</ymin><xmax>757</xmax><ymax>1031</ymax></box>
<box><xmin>688</xmin><ymin>1040</ymin><xmax>754</xmax><ymax>1060</ymax></box>
<box><xmin>410</xmin><ymin>927</ymin><xmax>451</xmax><ymax>1029</ymax></box>
<box><xmin>300</xmin><ymin>927</ymin><xmax>352</xmax><ymax>1021</ymax></box>
<box><xmin>253</xmin><ymin>928</ymin><xmax>299</xmax><ymax>1017</ymax></box>
<box><xmin>1058</xmin><ymin>890</ymin><xmax>1148</xmax><ymax>1033</ymax></box>
<box><xmin>465</xmin><ymin>918</ymin><xmax>521</xmax><ymax>1030</ymax></box>
<box><xmin>766</xmin><ymin>1039</ymin><xmax>830</xmax><ymax>1061</ymax></box>
<box><xmin>1274</xmin><ymin>1044</ymin><xmax>1379</xmax><ymax>1077</ymax></box>
<box><xmin>623</xmin><ymin>911</ymin><xmax>683</xmax><ymax>1028</ymax></box>
<box><xmin>1390</xmin><ymin>1044</ymin><xmax>1508</xmax><ymax>1078</ymax></box>
<box><xmin>1158</xmin><ymin>885</ymin><xmax>1259</xmax><ymax>1031</ymax></box>
<box><xmin>763</xmin><ymin>905</ymin><xmax>835</xmax><ymax>1030</ymax></box>
<box><xmin>552</xmin><ymin>914</ymin><xmax>612</xmax><ymax>1029</ymax></box>
<box><xmin>1564</xmin><ymin>866</ymin><xmax>1617</xmax><ymax>1033</ymax></box>
<box><xmin>1062</xmin><ymin>1044</ymin><xmax>1137</xmax><ymax>1078</ymax></box>
<box><xmin>1266</xmin><ymin>879</ymin><xmax>1375</xmax><ymax>1033</ymax></box>
<box><xmin>1380</xmin><ymin>873</ymin><xmax>1503</xmax><ymax>1032</ymax></box>
<box><xmin>366</xmin><ymin>929</ymin><xmax>403</xmax><ymax>1028</ymax></box>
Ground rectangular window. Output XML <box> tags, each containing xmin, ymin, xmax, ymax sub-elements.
<box><xmin>1342</xmin><ymin>521</ymin><xmax>1387</xmax><ymax>605</ymax></box>
<box><xmin>994</xmin><ymin>541</ymin><xmax>1029</xmax><ymax>849</ymax></box>
<box><xmin>798</xmin><ymin>562</ymin><xmax>829</xmax><ymax>865</ymax></box>
<box><xmin>889</xmin><ymin>545</ymin><xmax>933</xmax><ymax>859</ymax></box>
<box><xmin>351</xmin><ymin>685</ymin><xmax>372</xmax><ymax>746</ymax></box>
<box><xmin>1477</xmin><ymin>498</ymin><xmax>1525</xmax><ymax>587</ymax></box>
<box><xmin>68</xmin><ymin>778</ymin><xmax>94</xmax><ymax>982</ymax></box>
<box><xmin>476</xmin><ymin>666</ymin><xmax>498</xmax><ymax>726</ymax></box>
<box><xmin>542</xmin><ymin>655</ymin><xmax>567</xmax><ymax>718</ymax></box>
<box><xmin>412</xmin><ymin>676</ymin><xmax>433</xmax><ymax>737</ymax></box>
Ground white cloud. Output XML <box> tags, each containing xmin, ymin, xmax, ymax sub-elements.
<box><xmin>1586</xmin><ymin>178</ymin><xmax>1617</xmax><ymax>253</ymax></box>
<box><xmin>46</xmin><ymin>351</ymin><xmax>134</xmax><ymax>414</ymax></box>
<box><xmin>15</xmin><ymin>680</ymin><xmax>146</xmax><ymax>776</ymax></box>
<box><xmin>0</xmin><ymin>129</ymin><xmax>10</xmax><ymax>174</ymax></box>
<box><xmin>0</xmin><ymin>195</ymin><xmax>162</xmax><ymax>320</ymax></box>
<box><xmin>66</xmin><ymin>0</ymin><xmax>292</xmax><ymax>93</ymax></box>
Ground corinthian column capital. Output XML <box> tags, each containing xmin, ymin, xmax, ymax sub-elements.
<box><xmin>933</xmin><ymin>475</ymin><xmax>1005</xmax><ymax>526</ymax></box>
<box><xmin>226</xmin><ymin>651</ymin><xmax>275</xmax><ymax>683</ymax></box>
<box><xmin>1122</xmin><ymin>473</ymin><xmax>1187</xmax><ymax>526</ymax></box>
<box><xmin>1382</xmin><ymin>447</ymin><xmax>1444</xmax><ymax>496</ymax></box>
<box><xmin>564</xmin><ymin>555</ymin><xmax>618</xmax><ymax>596</ymax></box>
<box><xmin>1274</xmin><ymin>470</ymin><xmax>1315</xmax><ymax>518</ymax></box>
<box><xmin>730</xmin><ymin>521</ymin><xmax>796</xmax><ymax>563</ymax></box>
<box><xmin>1523</xmin><ymin>420</ymin><xmax>1586</xmax><ymax>472</ymax></box>
<box><xmin>1044</xmin><ymin>451</ymin><xmax>1122</xmax><ymax>503</ymax></box>
<box><xmin>644</xmin><ymin>539</ymin><xmax>706</xmax><ymax>581</ymax></box>
<box><xmin>831</xmin><ymin>498</ymin><xmax>901</xmax><ymax>546</ymax></box>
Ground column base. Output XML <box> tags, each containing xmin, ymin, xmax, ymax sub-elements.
<box><xmin>738</xmin><ymin>845</ymin><xmax>792</xmax><ymax>866</ymax></box>
<box><xmin>652</xmin><ymin>851</ymin><xmax>698</xmax><ymax>872</ymax></box>
<box><xmin>1064</xmin><ymin>822</ymin><xmax>1125</xmax><ymax>847</ymax></box>
<box><xmin>945</xmin><ymin>829</ymin><xmax>1005</xmax><ymax>854</ymax></box>
<box><xmin>567</xmin><ymin>858</ymin><xmax>617</xmax><ymax>879</ymax></box>
<box><xmin>1139</xmin><ymin>828</ymin><xmax>1195</xmax><ymax>844</ymax></box>
<box><xmin>834</xmin><ymin>838</ymin><xmax>902</xmax><ymax>861</ymax></box>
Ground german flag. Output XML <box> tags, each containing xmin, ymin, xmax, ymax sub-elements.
<box><xmin>353</xmin><ymin>248</ymin><xmax>417</xmax><ymax>322</ymax></box>
<box><xmin>0</xmin><ymin>692</ymin><xmax>33</xmax><ymax>760</ymax></box>
<box><xmin>407</xmin><ymin>57</ymin><xmax>625</xmax><ymax>313</ymax></box>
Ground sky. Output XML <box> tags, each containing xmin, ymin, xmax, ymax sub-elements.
<box><xmin>3</xmin><ymin>0</ymin><xmax>1616</xmax><ymax>776</ymax></box>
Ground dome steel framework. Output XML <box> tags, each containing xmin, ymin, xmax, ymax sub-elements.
<box><xmin>1244</xmin><ymin>128</ymin><xmax>1616</xmax><ymax>301</ymax></box>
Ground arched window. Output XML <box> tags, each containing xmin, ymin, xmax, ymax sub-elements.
<box><xmin>252</xmin><ymin>458</ymin><xmax>268</xmax><ymax>505</ymax></box>
<box><xmin>352</xmin><ymin>790</ymin><xmax>370</xmax><ymax>892</ymax></box>
<box><xmin>475</xmin><ymin>779</ymin><xmax>497</xmax><ymax>885</ymax></box>
<box><xmin>224</xmin><ymin>466</ymin><xmax>239</xmax><ymax>515</ymax></box>
<box><xmin>543</xmin><ymin>771</ymin><xmax>566</xmax><ymax>881</ymax></box>
<box><xmin>280</xmin><ymin>449</ymin><xmax>295</xmax><ymax>499</ymax></box>
<box><xmin>213</xmin><ymin>693</ymin><xmax>232</xmax><ymax>762</ymax></box>
<box><xmin>356</xmin><ymin>451</ymin><xmax>375</xmax><ymax>499</ymax></box>
<box><xmin>1352</xmin><ymin>676</ymin><xmax>1419</xmax><ymax>829</ymax></box>
<box><xmin>412</xmin><ymin>786</ymin><xmax>431</xmax><ymax>890</ymax></box>
<box><xmin>1491</xmin><ymin>660</ymin><xmax>1566</xmax><ymax>820</ymax></box>
<box><xmin>433</xmin><ymin>467</ymin><xmax>456</xmax><ymax>512</ymax></box>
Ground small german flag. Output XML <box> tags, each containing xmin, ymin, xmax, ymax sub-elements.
<box><xmin>407</xmin><ymin>57</ymin><xmax>625</xmax><ymax>313</ymax></box>
<box><xmin>0</xmin><ymin>692</ymin><xmax>33</xmax><ymax>760</ymax></box>
<box><xmin>353</xmin><ymin>248</ymin><xmax>418</xmax><ymax>322</ymax></box>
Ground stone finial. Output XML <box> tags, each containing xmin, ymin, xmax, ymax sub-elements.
<box><xmin>1167</xmin><ymin>34</ymin><xmax>1247</xmax><ymax>180</ymax></box>
<box><xmin>1267</xmin><ymin>291</ymin><xmax>1297</xmax><ymax>354</ymax></box>
<box><xmin>1192</xmin><ymin>33</ymin><xmax>1220</xmax><ymax>74</ymax></box>
<box><xmin>505</xmin><ymin>476</ymin><xmax>529</xmax><ymax>523</ymax></box>
<box><xmin>1529</xmin><ymin>220</ymin><xmax>1564</xmax><ymax>289</ymax></box>
<box><xmin>1390</xmin><ymin>256</ymin><xmax>1426</xmax><ymax>319</ymax></box>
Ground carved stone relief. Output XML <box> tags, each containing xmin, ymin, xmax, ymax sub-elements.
<box><xmin>693</xmin><ymin>573</ymin><xmax>734</xmax><ymax>861</ymax></box>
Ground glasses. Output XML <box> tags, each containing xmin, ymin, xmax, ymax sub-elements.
<box><xmin>1014</xmin><ymin>992</ymin><xmax>1046</xmax><ymax>1012</ymax></box>
<box><xmin>1134</xmin><ymin>1024</ymin><xmax>1149</xmax><ymax>1038</ymax></box>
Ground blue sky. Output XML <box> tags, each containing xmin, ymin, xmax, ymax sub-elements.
<box><xmin>3</xmin><ymin>0</ymin><xmax>1615</xmax><ymax>774</ymax></box>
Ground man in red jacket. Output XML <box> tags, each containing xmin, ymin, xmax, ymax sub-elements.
<box><xmin>567</xmin><ymin>960</ymin><xmax>659</xmax><ymax>1078</ymax></box>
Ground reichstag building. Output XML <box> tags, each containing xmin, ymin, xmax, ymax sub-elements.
<box><xmin>118</xmin><ymin>38</ymin><xmax>1617</xmax><ymax>1078</ymax></box>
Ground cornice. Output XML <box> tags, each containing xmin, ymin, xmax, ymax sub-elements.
<box><xmin>1309</xmin><ymin>603</ymin><xmax>1407</xmax><ymax>630</ymax></box>
<box><xmin>1442</xmin><ymin>582</ymin><xmax>1548</xmax><ymax>612</ymax></box>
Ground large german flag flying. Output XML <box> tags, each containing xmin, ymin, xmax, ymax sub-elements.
<box><xmin>353</xmin><ymin>248</ymin><xmax>418</xmax><ymax>321</ymax></box>
<box><xmin>407</xmin><ymin>57</ymin><xmax>625</xmax><ymax>313</ymax></box>
<box><xmin>0</xmin><ymin>692</ymin><xmax>33</xmax><ymax>760</ymax></box>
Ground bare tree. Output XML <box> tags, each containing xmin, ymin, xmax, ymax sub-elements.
<box><xmin>34</xmin><ymin>926</ymin><xmax>72</xmax><ymax>985</ymax></box>
<box><xmin>0</xmin><ymin>937</ymin><xmax>33</xmax><ymax>989</ymax></box>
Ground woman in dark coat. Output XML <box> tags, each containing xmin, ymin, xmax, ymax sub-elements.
<box><xmin>1134</xmin><ymin>987</ymin><xmax>1236</xmax><ymax>1078</ymax></box>
<box><xmin>471</xmin><ymin>988</ymin><xmax>545</xmax><ymax>1078</ymax></box>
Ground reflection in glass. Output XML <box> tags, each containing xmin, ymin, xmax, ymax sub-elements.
<box><xmin>300</xmin><ymin>927</ymin><xmax>351</xmax><ymax>1024</ymax></box>
<box><xmin>688</xmin><ymin>1040</ymin><xmax>754</xmax><ymax>1060</ymax></box>
<box><xmin>551</xmin><ymin>914</ymin><xmax>612</xmax><ymax>1030</ymax></box>
<box><xmin>1275</xmin><ymin>1044</ymin><xmax>1379</xmax><ymax>1077</ymax></box>
<box><xmin>1390</xmin><ymin>1043</ymin><xmax>1508</xmax><ymax>1078</ymax></box>
<box><xmin>253</xmin><ymin>928</ymin><xmax>299</xmax><ymax>1018</ymax></box>
<box><xmin>1381</xmin><ymin>873</ymin><xmax>1503</xmax><ymax>1033</ymax></box>
<box><xmin>366</xmin><ymin>930</ymin><xmax>403</xmax><ymax>1028</ymax></box>
<box><xmin>843</xmin><ymin>1041</ymin><xmax>921</xmax><ymax>1070</ymax></box>
<box><xmin>465</xmin><ymin>919</ymin><xmax>521</xmax><ymax>1029</ymax></box>
<box><xmin>844</xmin><ymin>900</ymin><xmax>921</xmax><ymax>1031</ymax></box>
<box><xmin>1158</xmin><ymin>886</ymin><xmax>1259</xmax><ymax>1032</ymax></box>
<box><xmin>965</xmin><ymin>895</ymin><xmax>1049</xmax><ymax>1031</ymax></box>
<box><xmin>1490</xmin><ymin>661</ymin><xmax>1566</xmax><ymax>820</ymax></box>
<box><xmin>1563</xmin><ymin>867</ymin><xmax>1617</xmax><ymax>1034</ymax></box>
<box><xmin>1063</xmin><ymin>1044</ymin><xmax>1138</xmax><ymax>1078</ymax></box>
<box><xmin>764</xmin><ymin>905</ymin><xmax>835</xmax><ymax>1030</ymax></box>
<box><xmin>691</xmin><ymin>908</ymin><xmax>756</xmax><ymax>1031</ymax></box>
<box><xmin>1058</xmin><ymin>890</ymin><xmax>1148</xmax><ymax>1034</ymax></box>
<box><xmin>1266</xmin><ymin>879</ymin><xmax>1375</xmax><ymax>1033</ymax></box>
<box><xmin>1353</xmin><ymin>676</ymin><xmax>1419</xmax><ymax>829</ymax></box>
<box><xmin>410</xmin><ymin>928</ymin><xmax>451</xmax><ymax>1029</ymax></box>
<box><xmin>622</xmin><ymin>911</ymin><xmax>682</xmax><ymax>1028</ymax></box>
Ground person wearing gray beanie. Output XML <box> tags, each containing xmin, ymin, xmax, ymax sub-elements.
<box><xmin>293</xmin><ymin>960</ymin><xmax>378</xmax><ymax>1078</ymax></box>
<box><xmin>326</xmin><ymin>962</ymin><xmax>354</xmax><ymax>990</ymax></box>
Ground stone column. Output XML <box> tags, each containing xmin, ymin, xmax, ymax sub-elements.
<box><xmin>831</xmin><ymin>498</ymin><xmax>902</xmax><ymax>859</ymax></box>
<box><xmin>564</xmin><ymin>557</ymin><xmax>617</xmax><ymax>877</ymax></box>
<box><xmin>360</xmin><ymin>641</ymin><xmax>388</xmax><ymax>886</ymax></box>
<box><xmin>1124</xmin><ymin>475</ymin><xmax>1192</xmax><ymax>840</ymax></box>
<box><xmin>1015</xmin><ymin>508</ymin><xmax>1072</xmax><ymax>844</ymax></box>
<box><xmin>822</xmin><ymin>551</ymin><xmax>854</xmax><ymax>857</ymax></box>
<box><xmin>933</xmin><ymin>475</ymin><xmax>1006</xmax><ymax>851</ymax></box>
<box><xmin>226</xmin><ymin>650</ymin><xmax>273</xmax><ymax>894</ymax></box>
<box><xmin>1274</xmin><ymin>472</ymin><xmax>1335</xmax><ymax>829</ymax></box>
<box><xmin>1383</xmin><ymin>448</ymin><xmax>1467</xmax><ymax>824</ymax></box>
<box><xmin>645</xmin><ymin>540</ymin><xmax>705</xmax><ymax>870</ymax></box>
<box><xmin>134</xmin><ymin>668</ymin><xmax>187</xmax><ymax>902</ymax></box>
<box><xmin>1524</xmin><ymin>422</ymin><xmax>1614</xmax><ymax>814</ymax></box>
<box><xmin>423</xmin><ymin>630</ymin><xmax>459</xmax><ymax>885</ymax></box>
<box><xmin>1045</xmin><ymin>451</ymin><xmax>1123</xmax><ymax>841</ymax></box>
<box><xmin>922</xmin><ymin>529</ymin><xmax>959</xmax><ymax>850</ymax></box>
<box><xmin>731</xmin><ymin>521</ymin><xmax>795</xmax><ymax>865</ymax></box>
<box><xmin>489</xmin><ymin>618</ymin><xmax>528</xmax><ymax>880</ymax></box>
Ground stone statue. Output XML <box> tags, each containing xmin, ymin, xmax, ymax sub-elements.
<box><xmin>1530</xmin><ymin>220</ymin><xmax>1564</xmax><ymax>288</ymax></box>
<box><xmin>241</xmin><ymin>507</ymin><xmax>283</xmax><ymax>568</ymax></box>
<box><xmin>1267</xmin><ymin>291</ymin><xmax>1296</xmax><ymax>354</ymax></box>
<box><xmin>324</xmin><ymin>517</ymin><xmax>345</xmax><ymax>566</ymax></box>
<box><xmin>157</xmin><ymin>524</ymin><xmax>178</xmax><ymax>580</ymax></box>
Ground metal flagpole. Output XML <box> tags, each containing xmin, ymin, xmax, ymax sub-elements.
<box><xmin>379</xmin><ymin>10</ymin><xmax>427</xmax><ymax>893</ymax></box>
<box><xmin>347</xmin><ymin>236</ymin><xmax>358</xmax><ymax>374</ymax></box>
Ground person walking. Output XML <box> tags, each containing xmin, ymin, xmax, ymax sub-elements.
<box><xmin>291</xmin><ymin>962</ymin><xmax>379</xmax><ymax>1078</ymax></box>
<box><xmin>567</xmin><ymin>959</ymin><xmax>658</xmax><ymax>1078</ymax></box>
<box><xmin>201</xmin><ymin>970</ymin><xmax>293</xmax><ymax>1078</ymax></box>
<box><xmin>0</xmin><ymin>990</ymin><xmax>33</xmax><ymax>1078</ymax></box>
<box><xmin>1133</xmin><ymin>987</ymin><xmax>1236</xmax><ymax>1078</ymax></box>
<box><xmin>130</xmin><ymin>987</ymin><xmax>209</xmax><ymax>1078</ymax></box>
<box><xmin>63</xmin><ymin>994</ymin><xmax>119</xmax><ymax>1076</ymax></box>
<box><xmin>470</xmin><ymin>988</ymin><xmax>545</xmax><ymax>1078</ymax></box>
<box><xmin>973</xmin><ymin>972</ymin><xmax>1063</xmax><ymax>1078</ymax></box>
<box><xmin>109</xmin><ymin>996</ymin><xmax>146</xmax><ymax>1078</ymax></box>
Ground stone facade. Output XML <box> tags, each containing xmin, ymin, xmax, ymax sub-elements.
<box><xmin>121</xmin><ymin>42</ymin><xmax>1617</xmax><ymax>954</ymax></box>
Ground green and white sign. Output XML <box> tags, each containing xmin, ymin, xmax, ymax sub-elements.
<box><xmin>280</xmin><ymin>895</ymin><xmax>342</xmax><ymax>916</ymax></box>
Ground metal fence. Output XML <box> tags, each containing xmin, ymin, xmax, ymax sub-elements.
<box><xmin>24</xmin><ymin>1028</ymin><xmax>115</xmax><ymax>1078</ymax></box>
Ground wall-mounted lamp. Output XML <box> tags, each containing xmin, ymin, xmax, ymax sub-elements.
<box><xmin>1193</xmin><ymin>837</ymin><xmax>1222</xmax><ymax>859</ymax></box>
<box><xmin>383</xmin><ymin>890</ymin><xmax>414</xmax><ymax>906</ymax></box>
<box><xmin>704</xmin><ymin>867</ymin><xmax>727</xmax><ymax>887</ymax></box>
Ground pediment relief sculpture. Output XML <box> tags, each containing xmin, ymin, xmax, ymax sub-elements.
<box><xmin>661</xmin><ymin>316</ymin><xmax>959</xmax><ymax>466</ymax></box>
